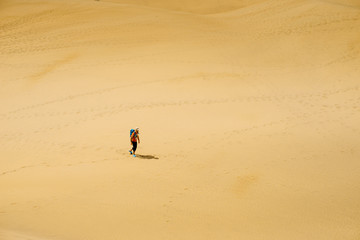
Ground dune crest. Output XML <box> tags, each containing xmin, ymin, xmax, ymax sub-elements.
<box><xmin>95</xmin><ymin>0</ymin><xmax>267</xmax><ymax>14</ymax></box>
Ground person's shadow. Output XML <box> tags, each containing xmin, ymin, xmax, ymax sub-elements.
<box><xmin>136</xmin><ymin>154</ymin><xmax>159</xmax><ymax>159</ymax></box>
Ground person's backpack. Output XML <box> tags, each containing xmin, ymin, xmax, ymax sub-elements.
<box><xmin>130</xmin><ymin>129</ymin><xmax>136</xmax><ymax>137</ymax></box>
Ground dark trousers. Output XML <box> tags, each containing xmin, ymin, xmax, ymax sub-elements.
<box><xmin>132</xmin><ymin>141</ymin><xmax>137</xmax><ymax>152</ymax></box>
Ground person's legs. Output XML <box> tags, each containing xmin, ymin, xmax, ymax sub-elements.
<box><xmin>132</xmin><ymin>141</ymin><xmax>137</xmax><ymax>156</ymax></box>
<box><xmin>129</xmin><ymin>143</ymin><xmax>133</xmax><ymax>154</ymax></box>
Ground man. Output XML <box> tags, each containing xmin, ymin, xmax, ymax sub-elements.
<box><xmin>129</xmin><ymin>128</ymin><xmax>140</xmax><ymax>157</ymax></box>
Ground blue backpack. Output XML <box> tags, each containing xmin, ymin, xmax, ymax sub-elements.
<box><xmin>130</xmin><ymin>129</ymin><xmax>136</xmax><ymax>137</ymax></box>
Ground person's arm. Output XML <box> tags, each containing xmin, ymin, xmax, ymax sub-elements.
<box><xmin>137</xmin><ymin>135</ymin><xmax>140</xmax><ymax>144</ymax></box>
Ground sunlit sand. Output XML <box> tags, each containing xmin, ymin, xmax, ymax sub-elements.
<box><xmin>1</xmin><ymin>0</ymin><xmax>360</xmax><ymax>239</ymax></box>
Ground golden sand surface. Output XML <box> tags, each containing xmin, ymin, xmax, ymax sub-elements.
<box><xmin>1</xmin><ymin>0</ymin><xmax>360</xmax><ymax>239</ymax></box>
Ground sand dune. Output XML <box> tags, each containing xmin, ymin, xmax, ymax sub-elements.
<box><xmin>1</xmin><ymin>0</ymin><xmax>360</xmax><ymax>239</ymax></box>
<box><xmin>89</xmin><ymin>0</ymin><xmax>268</xmax><ymax>14</ymax></box>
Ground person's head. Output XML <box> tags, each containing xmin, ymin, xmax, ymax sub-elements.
<box><xmin>135</xmin><ymin>127</ymin><xmax>139</xmax><ymax>133</ymax></box>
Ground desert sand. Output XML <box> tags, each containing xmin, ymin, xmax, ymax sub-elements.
<box><xmin>1</xmin><ymin>0</ymin><xmax>360</xmax><ymax>239</ymax></box>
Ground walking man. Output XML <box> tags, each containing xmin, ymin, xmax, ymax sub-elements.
<box><xmin>129</xmin><ymin>128</ymin><xmax>140</xmax><ymax>157</ymax></box>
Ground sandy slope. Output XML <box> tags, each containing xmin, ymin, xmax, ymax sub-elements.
<box><xmin>1</xmin><ymin>0</ymin><xmax>360</xmax><ymax>239</ymax></box>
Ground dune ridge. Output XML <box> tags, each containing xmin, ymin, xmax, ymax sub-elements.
<box><xmin>89</xmin><ymin>0</ymin><xmax>268</xmax><ymax>14</ymax></box>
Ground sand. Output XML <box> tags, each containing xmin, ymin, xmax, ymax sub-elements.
<box><xmin>1</xmin><ymin>0</ymin><xmax>360</xmax><ymax>239</ymax></box>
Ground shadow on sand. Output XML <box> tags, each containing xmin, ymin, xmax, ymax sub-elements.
<box><xmin>136</xmin><ymin>154</ymin><xmax>159</xmax><ymax>160</ymax></box>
